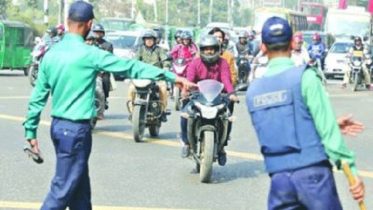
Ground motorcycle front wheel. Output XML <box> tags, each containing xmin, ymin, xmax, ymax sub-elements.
<box><xmin>133</xmin><ymin>105</ymin><xmax>146</xmax><ymax>142</ymax></box>
<box><xmin>200</xmin><ymin>131</ymin><xmax>214</xmax><ymax>183</ymax></box>
<box><xmin>352</xmin><ymin>74</ymin><xmax>360</xmax><ymax>92</ymax></box>
<box><xmin>173</xmin><ymin>86</ymin><xmax>181</xmax><ymax>111</ymax></box>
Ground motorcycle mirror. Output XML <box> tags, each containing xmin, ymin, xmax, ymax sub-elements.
<box><xmin>164</xmin><ymin>54</ymin><xmax>173</xmax><ymax>61</ymax></box>
<box><xmin>364</xmin><ymin>36</ymin><xmax>369</xmax><ymax>41</ymax></box>
<box><xmin>235</xmin><ymin>84</ymin><xmax>248</xmax><ymax>92</ymax></box>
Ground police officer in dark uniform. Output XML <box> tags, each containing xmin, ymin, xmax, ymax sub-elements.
<box><xmin>23</xmin><ymin>2</ymin><xmax>194</xmax><ymax>209</ymax></box>
<box><xmin>246</xmin><ymin>17</ymin><xmax>365</xmax><ymax>209</ymax></box>
<box><xmin>92</xmin><ymin>23</ymin><xmax>113</xmax><ymax>110</ymax></box>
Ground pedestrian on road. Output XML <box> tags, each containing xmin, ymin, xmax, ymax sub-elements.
<box><xmin>22</xmin><ymin>1</ymin><xmax>194</xmax><ymax>210</ymax></box>
<box><xmin>246</xmin><ymin>17</ymin><xmax>365</xmax><ymax>209</ymax></box>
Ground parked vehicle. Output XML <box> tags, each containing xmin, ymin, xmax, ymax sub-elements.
<box><xmin>0</xmin><ymin>20</ymin><xmax>33</xmax><ymax>75</ymax></box>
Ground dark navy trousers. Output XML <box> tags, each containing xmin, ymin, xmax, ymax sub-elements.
<box><xmin>268</xmin><ymin>164</ymin><xmax>343</xmax><ymax>210</ymax></box>
<box><xmin>41</xmin><ymin>118</ymin><xmax>92</xmax><ymax>210</ymax></box>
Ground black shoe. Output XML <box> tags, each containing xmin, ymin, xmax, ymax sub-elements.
<box><xmin>160</xmin><ymin>114</ymin><xmax>167</xmax><ymax>122</ymax></box>
<box><xmin>181</xmin><ymin>144</ymin><xmax>190</xmax><ymax>158</ymax></box>
<box><xmin>105</xmin><ymin>101</ymin><xmax>109</xmax><ymax>110</ymax></box>
<box><xmin>218</xmin><ymin>152</ymin><xmax>227</xmax><ymax>166</ymax></box>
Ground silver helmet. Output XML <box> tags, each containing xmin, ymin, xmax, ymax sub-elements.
<box><xmin>199</xmin><ymin>35</ymin><xmax>221</xmax><ymax>64</ymax></box>
<box><xmin>142</xmin><ymin>29</ymin><xmax>157</xmax><ymax>40</ymax></box>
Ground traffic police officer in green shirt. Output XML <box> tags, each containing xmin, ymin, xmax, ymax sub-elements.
<box><xmin>246</xmin><ymin>17</ymin><xmax>365</xmax><ymax>209</ymax></box>
<box><xmin>22</xmin><ymin>1</ymin><xmax>194</xmax><ymax>209</ymax></box>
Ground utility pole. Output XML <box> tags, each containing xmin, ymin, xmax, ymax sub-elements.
<box><xmin>131</xmin><ymin>0</ymin><xmax>135</xmax><ymax>20</ymax></box>
<box><xmin>64</xmin><ymin>0</ymin><xmax>69</xmax><ymax>27</ymax></box>
<box><xmin>227</xmin><ymin>0</ymin><xmax>230</xmax><ymax>23</ymax></box>
<box><xmin>44</xmin><ymin>0</ymin><xmax>49</xmax><ymax>26</ymax></box>
<box><xmin>209</xmin><ymin>0</ymin><xmax>213</xmax><ymax>23</ymax></box>
<box><xmin>154</xmin><ymin>0</ymin><xmax>158</xmax><ymax>22</ymax></box>
<box><xmin>198</xmin><ymin>0</ymin><xmax>201</xmax><ymax>27</ymax></box>
<box><xmin>166</xmin><ymin>0</ymin><xmax>169</xmax><ymax>24</ymax></box>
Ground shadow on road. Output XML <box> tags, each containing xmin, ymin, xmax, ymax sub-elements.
<box><xmin>190</xmin><ymin>160</ymin><xmax>266</xmax><ymax>184</ymax></box>
<box><xmin>96</xmin><ymin>124</ymin><xmax>131</xmax><ymax>132</ymax></box>
<box><xmin>103</xmin><ymin>114</ymin><xmax>128</xmax><ymax>120</ymax></box>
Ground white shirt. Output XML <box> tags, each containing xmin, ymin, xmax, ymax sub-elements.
<box><xmin>291</xmin><ymin>47</ymin><xmax>311</xmax><ymax>67</ymax></box>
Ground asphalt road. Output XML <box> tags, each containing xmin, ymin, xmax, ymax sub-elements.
<box><xmin>0</xmin><ymin>70</ymin><xmax>372</xmax><ymax>210</ymax></box>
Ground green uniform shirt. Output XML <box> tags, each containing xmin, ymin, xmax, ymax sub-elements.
<box><xmin>24</xmin><ymin>33</ymin><xmax>176</xmax><ymax>139</ymax></box>
<box><xmin>264</xmin><ymin>57</ymin><xmax>358</xmax><ymax>175</ymax></box>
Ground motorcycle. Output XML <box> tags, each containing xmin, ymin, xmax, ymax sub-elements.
<box><xmin>28</xmin><ymin>42</ymin><xmax>47</xmax><ymax>87</ymax></box>
<box><xmin>182</xmin><ymin>80</ymin><xmax>244</xmax><ymax>183</ymax></box>
<box><xmin>237</xmin><ymin>54</ymin><xmax>253</xmax><ymax>85</ymax></box>
<box><xmin>349</xmin><ymin>56</ymin><xmax>365</xmax><ymax>91</ymax></box>
<box><xmin>171</xmin><ymin>58</ymin><xmax>188</xmax><ymax>111</ymax></box>
<box><xmin>90</xmin><ymin>75</ymin><xmax>105</xmax><ymax>129</ymax></box>
<box><xmin>127</xmin><ymin>56</ymin><xmax>173</xmax><ymax>142</ymax></box>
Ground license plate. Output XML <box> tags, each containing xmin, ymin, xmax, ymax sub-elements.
<box><xmin>333</xmin><ymin>69</ymin><xmax>342</xmax><ymax>72</ymax></box>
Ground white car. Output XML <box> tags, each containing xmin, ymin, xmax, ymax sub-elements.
<box><xmin>105</xmin><ymin>31</ymin><xmax>143</xmax><ymax>59</ymax></box>
<box><xmin>324</xmin><ymin>40</ymin><xmax>354</xmax><ymax>79</ymax></box>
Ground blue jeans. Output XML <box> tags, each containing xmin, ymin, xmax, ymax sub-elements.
<box><xmin>41</xmin><ymin>118</ymin><xmax>92</xmax><ymax>210</ymax></box>
<box><xmin>268</xmin><ymin>164</ymin><xmax>342</xmax><ymax>210</ymax></box>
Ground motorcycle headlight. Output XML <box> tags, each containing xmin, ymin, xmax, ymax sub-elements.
<box><xmin>367</xmin><ymin>59</ymin><xmax>372</xmax><ymax>65</ymax></box>
<box><xmin>194</xmin><ymin>102</ymin><xmax>218</xmax><ymax>119</ymax></box>
<box><xmin>353</xmin><ymin>60</ymin><xmax>362</xmax><ymax>66</ymax></box>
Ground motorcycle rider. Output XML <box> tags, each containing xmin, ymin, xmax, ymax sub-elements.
<box><xmin>180</xmin><ymin>35</ymin><xmax>238</xmax><ymax>166</ymax></box>
<box><xmin>307</xmin><ymin>33</ymin><xmax>327</xmax><ymax>82</ymax></box>
<box><xmin>56</xmin><ymin>24</ymin><xmax>66</xmax><ymax>40</ymax></box>
<box><xmin>174</xmin><ymin>29</ymin><xmax>183</xmax><ymax>45</ymax></box>
<box><xmin>209</xmin><ymin>27</ymin><xmax>237</xmax><ymax>85</ymax></box>
<box><xmin>341</xmin><ymin>36</ymin><xmax>371</xmax><ymax>89</ymax></box>
<box><xmin>236</xmin><ymin>31</ymin><xmax>253</xmax><ymax>74</ymax></box>
<box><xmin>169</xmin><ymin>30</ymin><xmax>198</xmax><ymax>62</ymax></box>
<box><xmin>246</xmin><ymin>16</ymin><xmax>364</xmax><ymax>209</ymax></box>
<box><xmin>224</xmin><ymin>31</ymin><xmax>239</xmax><ymax>58</ymax></box>
<box><xmin>92</xmin><ymin>24</ymin><xmax>114</xmax><ymax>111</ymax></box>
<box><xmin>85</xmin><ymin>31</ymin><xmax>105</xmax><ymax>119</ymax></box>
<box><xmin>128</xmin><ymin>29</ymin><xmax>171</xmax><ymax>122</ymax></box>
<box><xmin>291</xmin><ymin>32</ymin><xmax>311</xmax><ymax>67</ymax></box>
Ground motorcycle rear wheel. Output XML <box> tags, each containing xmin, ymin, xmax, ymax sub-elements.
<box><xmin>200</xmin><ymin>131</ymin><xmax>214</xmax><ymax>183</ymax></box>
<box><xmin>28</xmin><ymin>65</ymin><xmax>37</xmax><ymax>87</ymax></box>
<box><xmin>133</xmin><ymin>105</ymin><xmax>146</xmax><ymax>142</ymax></box>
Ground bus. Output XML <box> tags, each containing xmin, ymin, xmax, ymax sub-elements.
<box><xmin>0</xmin><ymin>20</ymin><xmax>33</xmax><ymax>75</ymax></box>
<box><xmin>252</xmin><ymin>7</ymin><xmax>308</xmax><ymax>34</ymax></box>
<box><xmin>100</xmin><ymin>18</ymin><xmax>135</xmax><ymax>33</ymax></box>
<box><xmin>299</xmin><ymin>2</ymin><xmax>326</xmax><ymax>31</ymax></box>
<box><xmin>325</xmin><ymin>6</ymin><xmax>373</xmax><ymax>44</ymax></box>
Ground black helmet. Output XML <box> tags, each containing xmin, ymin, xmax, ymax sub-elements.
<box><xmin>47</xmin><ymin>27</ymin><xmax>57</xmax><ymax>37</ymax></box>
<box><xmin>354</xmin><ymin>36</ymin><xmax>362</xmax><ymax>42</ymax></box>
<box><xmin>92</xmin><ymin>24</ymin><xmax>105</xmax><ymax>33</ymax></box>
<box><xmin>86</xmin><ymin>31</ymin><xmax>95</xmax><ymax>40</ymax></box>
<box><xmin>174</xmin><ymin>30</ymin><xmax>182</xmax><ymax>39</ymax></box>
<box><xmin>180</xmin><ymin>31</ymin><xmax>192</xmax><ymax>40</ymax></box>
<box><xmin>142</xmin><ymin>29</ymin><xmax>157</xmax><ymax>40</ymax></box>
<box><xmin>199</xmin><ymin>35</ymin><xmax>220</xmax><ymax>64</ymax></box>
